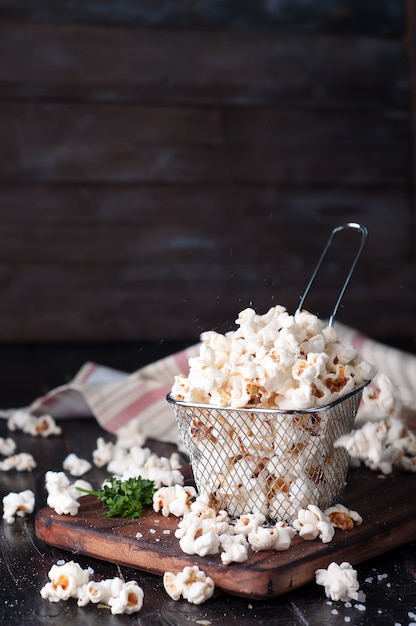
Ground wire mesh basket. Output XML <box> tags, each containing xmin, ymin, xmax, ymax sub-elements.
<box><xmin>167</xmin><ymin>223</ymin><xmax>373</xmax><ymax>522</ymax></box>
<box><xmin>167</xmin><ymin>382</ymin><xmax>369</xmax><ymax>522</ymax></box>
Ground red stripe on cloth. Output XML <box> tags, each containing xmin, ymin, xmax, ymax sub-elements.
<box><xmin>103</xmin><ymin>384</ymin><xmax>172</xmax><ymax>432</ymax></box>
<box><xmin>74</xmin><ymin>362</ymin><xmax>100</xmax><ymax>385</ymax></box>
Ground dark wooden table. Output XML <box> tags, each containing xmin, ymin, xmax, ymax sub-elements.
<box><xmin>1</xmin><ymin>413</ymin><xmax>416</xmax><ymax>626</ymax></box>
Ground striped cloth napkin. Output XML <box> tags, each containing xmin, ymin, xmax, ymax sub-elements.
<box><xmin>16</xmin><ymin>324</ymin><xmax>416</xmax><ymax>444</ymax></box>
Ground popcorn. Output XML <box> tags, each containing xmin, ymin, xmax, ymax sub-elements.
<box><xmin>105</xmin><ymin>442</ymin><xmax>183</xmax><ymax>489</ymax></box>
<box><xmin>92</xmin><ymin>437</ymin><xmax>116</xmax><ymax>467</ymax></box>
<box><xmin>335</xmin><ymin>417</ymin><xmax>416</xmax><ymax>474</ymax></box>
<box><xmin>0</xmin><ymin>452</ymin><xmax>37</xmax><ymax>471</ymax></box>
<box><xmin>315</xmin><ymin>561</ymin><xmax>361</xmax><ymax>602</ymax></box>
<box><xmin>248</xmin><ymin>522</ymin><xmax>296</xmax><ymax>552</ymax></box>
<box><xmin>63</xmin><ymin>453</ymin><xmax>92</xmax><ymax>477</ymax></box>
<box><xmin>0</xmin><ymin>437</ymin><xmax>16</xmax><ymax>456</ymax></box>
<box><xmin>45</xmin><ymin>471</ymin><xmax>93</xmax><ymax>516</ymax></box>
<box><xmin>163</xmin><ymin>565</ymin><xmax>215</xmax><ymax>605</ymax></box>
<box><xmin>41</xmin><ymin>560</ymin><xmax>143</xmax><ymax>615</ymax></box>
<box><xmin>292</xmin><ymin>505</ymin><xmax>335</xmax><ymax>543</ymax></box>
<box><xmin>153</xmin><ymin>484</ymin><xmax>197</xmax><ymax>517</ymax></box>
<box><xmin>7</xmin><ymin>409</ymin><xmax>62</xmax><ymax>437</ymax></box>
<box><xmin>2</xmin><ymin>489</ymin><xmax>35</xmax><ymax>523</ymax></box>
<box><xmin>171</xmin><ymin>306</ymin><xmax>375</xmax><ymax>410</ymax></box>
<box><xmin>324</xmin><ymin>503</ymin><xmax>362</xmax><ymax>530</ymax></box>
<box><xmin>40</xmin><ymin>561</ymin><xmax>92</xmax><ymax>602</ymax></box>
<box><xmin>77</xmin><ymin>577</ymin><xmax>123</xmax><ymax>606</ymax></box>
<box><xmin>107</xmin><ymin>580</ymin><xmax>144</xmax><ymax>615</ymax></box>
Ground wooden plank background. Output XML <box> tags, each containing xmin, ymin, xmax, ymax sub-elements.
<box><xmin>0</xmin><ymin>0</ymin><xmax>415</xmax><ymax>346</ymax></box>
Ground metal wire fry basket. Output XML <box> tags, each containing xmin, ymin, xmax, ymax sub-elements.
<box><xmin>167</xmin><ymin>382</ymin><xmax>368</xmax><ymax>522</ymax></box>
<box><xmin>167</xmin><ymin>223</ymin><xmax>374</xmax><ymax>522</ymax></box>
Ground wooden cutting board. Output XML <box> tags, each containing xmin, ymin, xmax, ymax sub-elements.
<box><xmin>35</xmin><ymin>466</ymin><xmax>416</xmax><ymax>600</ymax></box>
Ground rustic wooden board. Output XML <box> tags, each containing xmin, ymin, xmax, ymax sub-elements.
<box><xmin>35</xmin><ymin>466</ymin><xmax>416</xmax><ymax>600</ymax></box>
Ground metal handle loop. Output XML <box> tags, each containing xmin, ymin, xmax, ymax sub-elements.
<box><xmin>295</xmin><ymin>222</ymin><xmax>368</xmax><ymax>326</ymax></box>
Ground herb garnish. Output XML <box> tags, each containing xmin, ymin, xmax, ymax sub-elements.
<box><xmin>77</xmin><ymin>476</ymin><xmax>156</xmax><ymax>519</ymax></box>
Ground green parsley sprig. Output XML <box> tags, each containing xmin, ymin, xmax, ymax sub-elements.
<box><xmin>77</xmin><ymin>476</ymin><xmax>156</xmax><ymax>519</ymax></box>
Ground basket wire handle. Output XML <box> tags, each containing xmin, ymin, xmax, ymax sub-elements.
<box><xmin>295</xmin><ymin>222</ymin><xmax>368</xmax><ymax>327</ymax></box>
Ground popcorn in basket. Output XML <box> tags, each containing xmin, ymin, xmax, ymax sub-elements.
<box><xmin>167</xmin><ymin>223</ymin><xmax>377</xmax><ymax>522</ymax></box>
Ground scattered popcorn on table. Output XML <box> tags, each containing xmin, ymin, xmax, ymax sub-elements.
<box><xmin>7</xmin><ymin>409</ymin><xmax>62</xmax><ymax>437</ymax></box>
<box><xmin>324</xmin><ymin>503</ymin><xmax>362</xmax><ymax>530</ymax></box>
<box><xmin>335</xmin><ymin>417</ymin><xmax>416</xmax><ymax>474</ymax></box>
<box><xmin>92</xmin><ymin>437</ymin><xmax>116</xmax><ymax>467</ymax></box>
<box><xmin>63</xmin><ymin>453</ymin><xmax>92</xmax><ymax>477</ymax></box>
<box><xmin>292</xmin><ymin>504</ymin><xmax>335</xmax><ymax>543</ymax></box>
<box><xmin>0</xmin><ymin>437</ymin><xmax>16</xmax><ymax>456</ymax></box>
<box><xmin>115</xmin><ymin>418</ymin><xmax>147</xmax><ymax>449</ymax></box>
<box><xmin>45</xmin><ymin>471</ymin><xmax>93</xmax><ymax>516</ymax></box>
<box><xmin>0</xmin><ymin>451</ymin><xmax>37</xmax><ymax>471</ymax></box>
<box><xmin>107</xmin><ymin>580</ymin><xmax>144</xmax><ymax>615</ymax></box>
<box><xmin>315</xmin><ymin>561</ymin><xmax>361</xmax><ymax>602</ymax></box>
<box><xmin>2</xmin><ymin>489</ymin><xmax>35</xmax><ymax>523</ymax></box>
<box><xmin>163</xmin><ymin>565</ymin><xmax>215</xmax><ymax>605</ymax></box>
<box><xmin>41</xmin><ymin>560</ymin><xmax>143</xmax><ymax>615</ymax></box>
<box><xmin>40</xmin><ymin>560</ymin><xmax>92</xmax><ymax>602</ymax></box>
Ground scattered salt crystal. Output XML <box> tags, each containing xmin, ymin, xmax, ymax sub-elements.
<box><xmin>354</xmin><ymin>603</ymin><xmax>366</xmax><ymax>612</ymax></box>
<box><xmin>155</xmin><ymin>538</ymin><xmax>160</xmax><ymax>542</ymax></box>
<box><xmin>365</xmin><ymin>577</ymin><xmax>373</xmax><ymax>583</ymax></box>
<box><xmin>149</xmin><ymin>528</ymin><xmax>156</xmax><ymax>534</ymax></box>
<box><xmin>377</xmin><ymin>573</ymin><xmax>388</xmax><ymax>581</ymax></box>
<box><xmin>162</xmin><ymin>529</ymin><xmax>171</xmax><ymax>535</ymax></box>
<box><xmin>331</xmin><ymin>609</ymin><xmax>338</xmax><ymax>615</ymax></box>
<box><xmin>386</xmin><ymin>582</ymin><xmax>391</xmax><ymax>587</ymax></box>
<box><xmin>344</xmin><ymin>601</ymin><xmax>352</xmax><ymax>608</ymax></box>
<box><xmin>135</xmin><ymin>532</ymin><xmax>143</xmax><ymax>539</ymax></box>
<box><xmin>344</xmin><ymin>618</ymin><xmax>351</xmax><ymax>623</ymax></box>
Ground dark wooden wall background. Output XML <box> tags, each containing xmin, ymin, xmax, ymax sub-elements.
<box><xmin>1</xmin><ymin>0</ymin><xmax>415</xmax><ymax>352</ymax></box>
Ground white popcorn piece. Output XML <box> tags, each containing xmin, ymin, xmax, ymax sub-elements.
<box><xmin>324</xmin><ymin>503</ymin><xmax>362</xmax><ymax>530</ymax></box>
<box><xmin>7</xmin><ymin>409</ymin><xmax>62</xmax><ymax>437</ymax></box>
<box><xmin>107</xmin><ymin>580</ymin><xmax>144</xmax><ymax>615</ymax></box>
<box><xmin>219</xmin><ymin>532</ymin><xmax>249</xmax><ymax>565</ymax></box>
<box><xmin>115</xmin><ymin>418</ymin><xmax>147</xmax><ymax>449</ymax></box>
<box><xmin>92</xmin><ymin>437</ymin><xmax>116</xmax><ymax>467</ymax></box>
<box><xmin>248</xmin><ymin>522</ymin><xmax>296</xmax><ymax>552</ymax></box>
<box><xmin>2</xmin><ymin>489</ymin><xmax>35</xmax><ymax>523</ymax></box>
<box><xmin>292</xmin><ymin>505</ymin><xmax>335</xmax><ymax>543</ymax></box>
<box><xmin>0</xmin><ymin>452</ymin><xmax>37</xmax><ymax>471</ymax></box>
<box><xmin>153</xmin><ymin>484</ymin><xmax>197</xmax><ymax>517</ymax></box>
<box><xmin>163</xmin><ymin>565</ymin><xmax>215</xmax><ymax>605</ymax></box>
<box><xmin>0</xmin><ymin>437</ymin><xmax>16</xmax><ymax>456</ymax></box>
<box><xmin>315</xmin><ymin>561</ymin><xmax>361</xmax><ymax>602</ymax></box>
<box><xmin>176</xmin><ymin>515</ymin><xmax>221</xmax><ymax>557</ymax></box>
<box><xmin>360</xmin><ymin>373</ymin><xmax>401</xmax><ymax>419</ymax></box>
<box><xmin>63</xmin><ymin>453</ymin><xmax>93</xmax><ymax>477</ymax></box>
<box><xmin>233</xmin><ymin>512</ymin><xmax>267</xmax><ymax>536</ymax></box>
<box><xmin>335</xmin><ymin>417</ymin><xmax>416</xmax><ymax>474</ymax></box>
<box><xmin>45</xmin><ymin>471</ymin><xmax>93</xmax><ymax>516</ymax></box>
<box><xmin>40</xmin><ymin>561</ymin><xmax>92</xmax><ymax>602</ymax></box>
